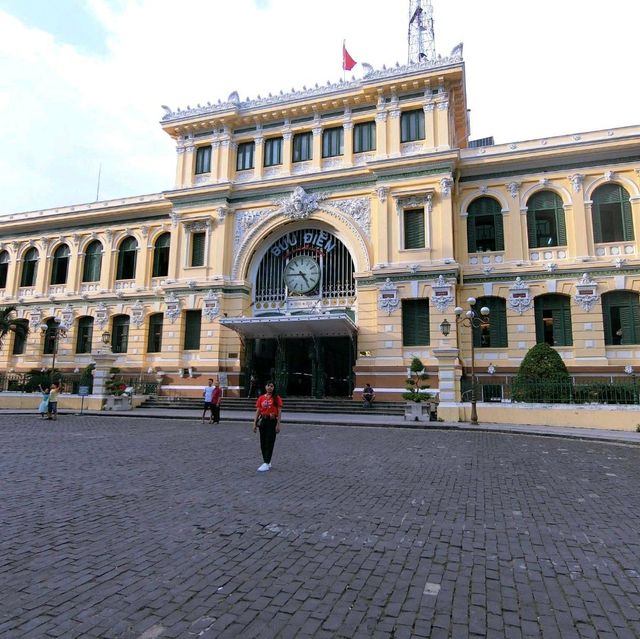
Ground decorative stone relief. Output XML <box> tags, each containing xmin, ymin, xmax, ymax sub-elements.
<box><xmin>545</xmin><ymin>263</ymin><xmax>558</xmax><ymax>273</ymax></box>
<box><xmin>234</xmin><ymin>208</ymin><xmax>274</xmax><ymax>255</ymax></box>
<box><xmin>378</xmin><ymin>278</ymin><xmax>399</xmax><ymax>315</ymax></box>
<box><xmin>604</xmin><ymin>170</ymin><xmax>616</xmax><ymax>182</ymax></box>
<box><xmin>440</xmin><ymin>176</ymin><xmax>454</xmax><ymax>197</ymax></box>
<box><xmin>575</xmin><ymin>273</ymin><xmax>599</xmax><ymax>312</ymax></box>
<box><xmin>95</xmin><ymin>302</ymin><xmax>109</xmax><ymax>330</ymax></box>
<box><xmin>60</xmin><ymin>304</ymin><xmax>74</xmax><ymax>331</ymax></box>
<box><xmin>277</xmin><ymin>186</ymin><xmax>322</xmax><ymax>220</ymax></box>
<box><xmin>165</xmin><ymin>292</ymin><xmax>181</xmax><ymax>324</ymax></box>
<box><xmin>131</xmin><ymin>300</ymin><xmax>145</xmax><ymax>328</ymax></box>
<box><xmin>569</xmin><ymin>174</ymin><xmax>584</xmax><ymax>193</ymax></box>
<box><xmin>203</xmin><ymin>289</ymin><xmax>220</xmax><ymax>322</ymax></box>
<box><xmin>508</xmin><ymin>277</ymin><xmax>533</xmax><ymax>315</ymax></box>
<box><xmin>431</xmin><ymin>275</ymin><xmax>454</xmax><ymax>313</ymax></box>
<box><xmin>29</xmin><ymin>306</ymin><xmax>43</xmax><ymax>330</ymax></box>
<box><xmin>376</xmin><ymin>187</ymin><xmax>388</xmax><ymax>203</ymax></box>
<box><xmin>185</xmin><ymin>219</ymin><xmax>211</xmax><ymax>233</ymax></box>
<box><xmin>217</xmin><ymin>206</ymin><xmax>229</xmax><ymax>221</ymax></box>
<box><xmin>331</xmin><ymin>197</ymin><xmax>371</xmax><ymax>238</ymax></box>
<box><xmin>614</xmin><ymin>257</ymin><xmax>627</xmax><ymax>269</ymax></box>
<box><xmin>170</xmin><ymin>210</ymin><xmax>181</xmax><ymax>228</ymax></box>
<box><xmin>506</xmin><ymin>182</ymin><xmax>521</xmax><ymax>198</ymax></box>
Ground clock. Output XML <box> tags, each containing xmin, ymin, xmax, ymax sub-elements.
<box><xmin>283</xmin><ymin>254</ymin><xmax>320</xmax><ymax>294</ymax></box>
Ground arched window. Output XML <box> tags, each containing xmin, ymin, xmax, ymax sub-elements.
<box><xmin>116</xmin><ymin>237</ymin><xmax>138</xmax><ymax>280</ymax></box>
<box><xmin>526</xmin><ymin>191</ymin><xmax>566</xmax><ymax>248</ymax></box>
<box><xmin>534</xmin><ymin>294</ymin><xmax>573</xmax><ymax>346</ymax></box>
<box><xmin>152</xmin><ymin>233</ymin><xmax>170</xmax><ymax>278</ymax></box>
<box><xmin>592</xmin><ymin>184</ymin><xmax>634</xmax><ymax>243</ymax></box>
<box><xmin>42</xmin><ymin>318</ymin><xmax>59</xmax><ymax>355</ymax></box>
<box><xmin>147</xmin><ymin>313</ymin><xmax>163</xmax><ymax>353</ymax></box>
<box><xmin>0</xmin><ymin>251</ymin><xmax>9</xmax><ymax>289</ymax></box>
<box><xmin>472</xmin><ymin>297</ymin><xmax>508</xmax><ymax>348</ymax></box>
<box><xmin>20</xmin><ymin>248</ymin><xmax>39</xmax><ymax>287</ymax></box>
<box><xmin>82</xmin><ymin>241</ymin><xmax>103</xmax><ymax>282</ymax></box>
<box><xmin>76</xmin><ymin>316</ymin><xmax>94</xmax><ymax>354</ymax></box>
<box><xmin>112</xmin><ymin>315</ymin><xmax>130</xmax><ymax>353</ymax></box>
<box><xmin>602</xmin><ymin>290</ymin><xmax>640</xmax><ymax>345</ymax></box>
<box><xmin>11</xmin><ymin>319</ymin><xmax>29</xmax><ymax>355</ymax></box>
<box><xmin>50</xmin><ymin>244</ymin><xmax>70</xmax><ymax>285</ymax></box>
<box><xmin>466</xmin><ymin>197</ymin><xmax>504</xmax><ymax>253</ymax></box>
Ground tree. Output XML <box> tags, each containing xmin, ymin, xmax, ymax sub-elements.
<box><xmin>511</xmin><ymin>342</ymin><xmax>571</xmax><ymax>403</ymax></box>
<box><xmin>402</xmin><ymin>356</ymin><xmax>431</xmax><ymax>402</ymax></box>
<box><xmin>0</xmin><ymin>306</ymin><xmax>28</xmax><ymax>350</ymax></box>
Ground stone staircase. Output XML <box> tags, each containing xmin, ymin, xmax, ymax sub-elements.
<box><xmin>140</xmin><ymin>396</ymin><xmax>405</xmax><ymax>416</ymax></box>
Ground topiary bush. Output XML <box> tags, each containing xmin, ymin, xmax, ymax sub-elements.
<box><xmin>402</xmin><ymin>357</ymin><xmax>431</xmax><ymax>402</ymax></box>
<box><xmin>511</xmin><ymin>343</ymin><xmax>572</xmax><ymax>403</ymax></box>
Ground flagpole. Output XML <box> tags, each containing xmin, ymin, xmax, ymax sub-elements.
<box><xmin>342</xmin><ymin>39</ymin><xmax>345</xmax><ymax>82</ymax></box>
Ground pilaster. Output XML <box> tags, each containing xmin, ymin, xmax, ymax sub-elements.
<box><xmin>387</xmin><ymin>95</ymin><xmax>401</xmax><ymax>157</ymax></box>
<box><xmin>423</xmin><ymin>101</ymin><xmax>436</xmax><ymax>152</ymax></box>
<box><xmin>343</xmin><ymin>113</ymin><xmax>353</xmax><ymax>167</ymax></box>
<box><xmin>435</xmin><ymin>97</ymin><xmax>450</xmax><ymax>151</ymax></box>
<box><xmin>312</xmin><ymin>117</ymin><xmax>322</xmax><ymax>171</ymax></box>
<box><xmin>282</xmin><ymin>122</ymin><xmax>293</xmax><ymax>174</ymax></box>
<box><xmin>432</xmin><ymin>346</ymin><xmax>462</xmax><ymax>421</ymax></box>
<box><xmin>253</xmin><ymin>134</ymin><xmax>264</xmax><ymax>180</ymax></box>
<box><xmin>375</xmin><ymin>109</ymin><xmax>388</xmax><ymax>159</ymax></box>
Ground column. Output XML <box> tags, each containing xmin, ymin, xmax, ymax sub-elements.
<box><xmin>433</xmin><ymin>346</ymin><xmax>463</xmax><ymax>422</ymax></box>
<box><xmin>182</xmin><ymin>135</ymin><xmax>196</xmax><ymax>187</ymax></box>
<box><xmin>253</xmin><ymin>134</ymin><xmax>264</xmax><ymax>180</ymax></box>
<box><xmin>387</xmin><ymin>95</ymin><xmax>401</xmax><ymax>157</ymax></box>
<box><xmin>375</xmin><ymin>110</ymin><xmax>388</xmax><ymax>160</ymax></box>
<box><xmin>423</xmin><ymin>101</ymin><xmax>436</xmax><ymax>152</ymax></box>
<box><xmin>210</xmin><ymin>139</ymin><xmax>220</xmax><ymax>183</ymax></box>
<box><xmin>282</xmin><ymin>122</ymin><xmax>293</xmax><ymax>175</ymax></box>
<box><xmin>435</xmin><ymin>97</ymin><xmax>450</xmax><ymax>151</ymax></box>
<box><xmin>7</xmin><ymin>243</ymin><xmax>22</xmax><ymax>298</ymax></box>
<box><xmin>312</xmin><ymin>117</ymin><xmax>322</xmax><ymax>171</ymax></box>
<box><xmin>34</xmin><ymin>239</ymin><xmax>50</xmax><ymax>296</ymax></box>
<box><xmin>174</xmin><ymin>137</ymin><xmax>186</xmax><ymax>188</ymax></box>
<box><xmin>167</xmin><ymin>212</ymin><xmax>182</xmax><ymax>282</ymax></box>
<box><xmin>99</xmin><ymin>231</ymin><xmax>115</xmax><ymax>292</ymax></box>
<box><xmin>135</xmin><ymin>227</ymin><xmax>152</xmax><ymax>291</ymax></box>
<box><xmin>374</xmin><ymin>188</ymin><xmax>389</xmax><ymax>267</ymax></box>
<box><xmin>343</xmin><ymin>118</ymin><xmax>354</xmax><ymax>167</ymax></box>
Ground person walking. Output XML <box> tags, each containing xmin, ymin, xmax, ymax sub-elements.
<box><xmin>253</xmin><ymin>381</ymin><xmax>283</xmax><ymax>472</ymax></box>
<box><xmin>38</xmin><ymin>385</ymin><xmax>50</xmax><ymax>419</ymax></box>
<box><xmin>47</xmin><ymin>382</ymin><xmax>60</xmax><ymax>421</ymax></box>
<box><xmin>202</xmin><ymin>378</ymin><xmax>215</xmax><ymax>423</ymax></box>
<box><xmin>211</xmin><ymin>380</ymin><xmax>222</xmax><ymax>424</ymax></box>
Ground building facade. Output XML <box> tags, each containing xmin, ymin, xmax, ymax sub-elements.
<box><xmin>1</xmin><ymin>47</ymin><xmax>639</xmax><ymax>399</ymax></box>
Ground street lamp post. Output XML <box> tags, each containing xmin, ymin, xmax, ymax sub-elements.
<box><xmin>39</xmin><ymin>318</ymin><xmax>67</xmax><ymax>385</ymax></box>
<box><xmin>439</xmin><ymin>297</ymin><xmax>490</xmax><ymax>425</ymax></box>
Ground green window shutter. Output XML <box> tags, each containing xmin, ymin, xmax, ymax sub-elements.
<box><xmin>191</xmin><ymin>232</ymin><xmax>206</xmax><ymax>267</ymax></box>
<box><xmin>147</xmin><ymin>313</ymin><xmax>163</xmax><ymax>353</ymax></box>
<box><xmin>322</xmin><ymin>127</ymin><xmax>344</xmax><ymax>158</ymax></box>
<box><xmin>466</xmin><ymin>214</ymin><xmax>477</xmax><ymax>253</ymax></box>
<box><xmin>402</xmin><ymin>299</ymin><xmax>430</xmax><ymax>346</ymax></box>
<box><xmin>400</xmin><ymin>109</ymin><xmax>425</xmax><ymax>142</ymax></box>
<box><xmin>184</xmin><ymin>310</ymin><xmax>202</xmax><ymax>350</ymax></box>
<box><xmin>604</xmin><ymin>291</ymin><xmax>640</xmax><ymax>345</ymax></box>
<box><xmin>404</xmin><ymin>208</ymin><xmax>425</xmax><ymax>249</ymax></box>
<box><xmin>195</xmin><ymin>146</ymin><xmax>211</xmax><ymax>174</ymax></box>
<box><xmin>354</xmin><ymin>121</ymin><xmax>375</xmax><ymax>152</ymax></box>
<box><xmin>557</xmin><ymin>206</ymin><xmax>567</xmax><ymax>246</ymax></box>
<box><xmin>264</xmin><ymin>137</ymin><xmax>282</xmax><ymax>167</ymax></box>
<box><xmin>558</xmin><ymin>304</ymin><xmax>573</xmax><ymax>346</ymax></box>
<box><xmin>592</xmin><ymin>206</ymin><xmax>603</xmax><ymax>243</ymax></box>
<box><xmin>534</xmin><ymin>301</ymin><xmax>544</xmax><ymax>344</ymax></box>
<box><xmin>293</xmin><ymin>132</ymin><xmax>312</xmax><ymax>162</ymax></box>
<box><xmin>526</xmin><ymin>209</ymin><xmax>538</xmax><ymax>248</ymax></box>
<box><xmin>622</xmin><ymin>197</ymin><xmax>634</xmax><ymax>241</ymax></box>
<box><xmin>602</xmin><ymin>294</ymin><xmax>613</xmax><ymax>345</ymax></box>
<box><xmin>494</xmin><ymin>213</ymin><xmax>505</xmax><ymax>251</ymax></box>
<box><xmin>236</xmin><ymin>142</ymin><xmax>255</xmax><ymax>171</ymax></box>
<box><xmin>473</xmin><ymin>298</ymin><xmax>508</xmax><ymax>348</ymax></box>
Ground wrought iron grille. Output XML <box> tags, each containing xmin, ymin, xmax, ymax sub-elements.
<box><xmin>254</xmin><ymin>229</ymin><xmax>355</xmax><ymax>305</ymax></box>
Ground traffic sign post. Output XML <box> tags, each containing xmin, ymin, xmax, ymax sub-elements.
<box><xmin>78</xmin><ymin>386</ymin><xmax>90</xmax><ymax>416</ymax></box>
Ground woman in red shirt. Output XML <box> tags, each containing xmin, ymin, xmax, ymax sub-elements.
<box><xmin>253</xmin><ymin>381</ymin><xmax>283</xmax><ymax>472</ymax></box>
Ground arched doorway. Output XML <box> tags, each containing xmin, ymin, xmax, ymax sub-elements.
<box><xmin>221</xmin><ymin>226</ymin><xmax>358</xmax><ymax>397</ymax></box>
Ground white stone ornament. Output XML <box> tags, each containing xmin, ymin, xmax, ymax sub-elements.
<box><xmin>575</xmin><ymin>273</ymin><xmax>599</xmax><ymax>312</ymax></box>
<box><xmin>431</xmin><ymin>275</ymin><xmax>454</xmax><ymax>313</ymax></box>
<box><xmin>440</xmin><ymin>177</ymin><xmax>454</xmax><ymax>197</ymax></box>
<box><xmin>278</xmin><ymin>187</ymin><xmax>322</xmax><ymax>220</ymax></box>
<box><xmin>378</xmin><ymin>278</ymin><xmax>400</xmax><ymax>315</ymax></box>
<box><xmin>508</xmin><ymin>277</ymin><xmax>533</xmax><ymax>315</ymax></box>
<box><xmin>506</xmin><ymin>182</ymin><xmax>521</xmax><ymax>198</ymax></box>
<box><xmin>165</xmin><ymin>292</ymin><xmax>181</xmax><ymax>324</ymax></box>
<box><xmin>29</xmin><ymin>306</ymin><xmax>43</xmax><ymax>330</ymax></box>
<box><xmin>569</xmin><ymin>174</ymin><xmax>584</xmax><ymax>193</ymax></box>
<box><xmin>60</xmin><ymin>304</ymin><xmax>74</xmax><ymax>331</ymax></box>
<box><xmin>131</xmin><ymin>300</ymin><xmax>145</xmax><ymax>328</ymax></box>
<box><xmin>95</xmin><ymin>302</ymin><xmax>109</xmax><ymax>330</ymax></box>
<box><xmin>203</xmin><ymin>290</ymin><xmax>220</xmax><ymax>322</ymax></box>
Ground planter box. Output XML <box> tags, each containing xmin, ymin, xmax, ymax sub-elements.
<box><xmin>404</xmin><ymin>402</ymin><xmax>431</xmax><ymax>422</ymax></box>
<box><xmin>105</xmin><ymin>395</ymin><xmax>132</xmax><ymax>411</ymax></box>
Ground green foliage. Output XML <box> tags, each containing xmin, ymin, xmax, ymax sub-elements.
<box><xmin>402</xmin><ymin>357</ymin><xmax>432</xmax><ymax>403</ymax></box>
<box><xmin>79</xmin><ymin>363</ymin><xmax>95</xmax><ymax>385</ymax></box>
<box><xmin>512</xmin><ymin>343</ymin><xmax>571</xmax><ymax>402</ymax></box>
<box><xmin>0</xmin><ymin>305</ymin><xmax>28</xmax><ymax>350</ymax></box>
<box><xmin>106</xmin><ymin>367</ymin><xmax>125</xmax><ymax>395</ymax></box>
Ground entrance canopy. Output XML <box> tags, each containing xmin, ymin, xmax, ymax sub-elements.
<box><xmin>219</xmin><ymin>312</ymin><xmax>357</xmax><ymax>339</ymax></box>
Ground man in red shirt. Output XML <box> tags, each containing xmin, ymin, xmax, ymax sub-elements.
<box><xmin>211</xmin><ymin>380</ymin><xmax>222</xmax><ymax>424</ymax></box>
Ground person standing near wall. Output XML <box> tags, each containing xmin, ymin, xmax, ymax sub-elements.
<box><xmin>253</xmin><ymin>381</ymin><xmax>283</xmax><ymax>472</ymax></box>
<box><xmin>211</xmin><ymin>380</ymin><xmax>222</xmax><ymax>424</ymax></box>
<box><xmin>47</xmin><ymin>382</ymin><xmax>60</xmax><ymax>421</ymax></box>
<box><xmin>202</xmin><ymin>379</ymin><xmax>215</xmax><ymax>424</ymax></box>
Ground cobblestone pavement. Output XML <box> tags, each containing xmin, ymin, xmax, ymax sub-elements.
<box><xmin>2</xmin><ymin>415</ymin><xmax>640</xmax><ymax>639</ymax></box>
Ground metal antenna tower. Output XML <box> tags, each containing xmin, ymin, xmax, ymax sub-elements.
<box><xmin>408</xmin><ymin>0</ymin><xmax>436</xmax><ymax>64</ymax></box>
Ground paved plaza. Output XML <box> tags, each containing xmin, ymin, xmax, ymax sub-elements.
<box><xmin>1</xmin><ymin>415</ymin><xmax>640</xmax><ymax>638</ymax></box>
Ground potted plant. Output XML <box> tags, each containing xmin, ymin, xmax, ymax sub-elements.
<box><xmin>104</xmin><ymin>367</ymin><xmax>132</xmax><ymax>410</ymax></box>
<box><xmin>403</xmin><ymin>357</ymin><xmax>433</xmax><ymax>422</ymax></box>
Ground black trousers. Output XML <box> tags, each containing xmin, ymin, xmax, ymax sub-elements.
<box><xmin>212</xmin><ymin>404</ymin><xmax>220</xmax><ymax>423</ymax></box>
<box><xmin>258</xmin><ymin>418</ymin><xmax>277</xmax><ymax>463</ymax></box>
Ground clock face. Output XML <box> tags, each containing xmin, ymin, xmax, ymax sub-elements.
<box><xmin>283</xmin><ymin>254</ymin><xmax>320</xmax><ymax>294</ymax></box>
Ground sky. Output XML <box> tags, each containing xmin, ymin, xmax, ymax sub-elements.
<box><xmin>0</xmin><ymin>0</ymin><xmax>638</xmax><ymax>216</ymax></box>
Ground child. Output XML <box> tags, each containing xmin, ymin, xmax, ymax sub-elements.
<box><xmin>38</xmin><ymin>385</ymin><xmax>50</xmax><ymax>419</ymax></box>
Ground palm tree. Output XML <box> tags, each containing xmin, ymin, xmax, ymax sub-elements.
<box><xmin>0</xmin><ymin>305</ymin><xmax>28</xmax><ymax>350</ymax></box>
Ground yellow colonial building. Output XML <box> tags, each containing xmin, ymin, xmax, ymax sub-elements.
<box><xmin>2</xmin><ymin>44</ymin><xmax>640</xmax><ymax>408</ymax></box>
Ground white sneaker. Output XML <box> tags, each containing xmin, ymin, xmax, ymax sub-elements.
<box><xmin>257</xmin><ymin>463</ymin><xmax>270</xmax><ymax>472</ymax></box>
<box><xmin>268</xmin><ymin>463</ymin><xmax>272</xmax><ymax>469</ymax></box>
